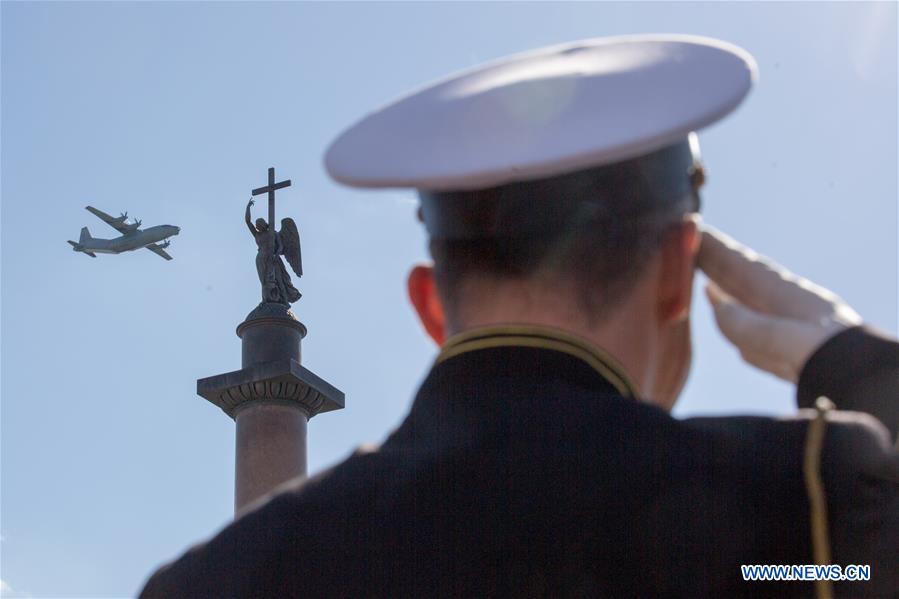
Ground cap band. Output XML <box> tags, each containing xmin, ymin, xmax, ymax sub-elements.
<box><xmin>419</xmin><ymin>137</ymin><xmax>701</xmax><ymax>240</ymax></box>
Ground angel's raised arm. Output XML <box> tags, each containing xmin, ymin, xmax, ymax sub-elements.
<box><xmin>245</xmin><ymin>198</ymin><xmax>257</xmax><ymax>236</ymax></box>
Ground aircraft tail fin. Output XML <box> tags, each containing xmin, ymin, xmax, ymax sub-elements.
<box><xmin>79</xmin><ymin>227</ymin><xmax>92</xmax><ymax>243</ymax></box>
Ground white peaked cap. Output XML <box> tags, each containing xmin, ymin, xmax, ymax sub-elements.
<box><xmin>325</xmin><ymin>34</ymin><xmax>757</xmax><ymax>192</ymax></box>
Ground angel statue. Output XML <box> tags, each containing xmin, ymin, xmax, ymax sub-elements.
<box><xmin>245</xmin><ymin>198</ymin><xmax>303</xmax><ymax>304</ymax></box>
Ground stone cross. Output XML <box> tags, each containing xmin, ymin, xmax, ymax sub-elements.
<box><xmin>251</xmin><ymin>167</ymin><xmax>292</xmax><ymax>228</ymax></box>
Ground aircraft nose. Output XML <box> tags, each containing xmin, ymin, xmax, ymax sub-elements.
<box><xmin>173</xmin><ymin>226</ymin><xmax>181</xmax><ymax>235</ymax></box>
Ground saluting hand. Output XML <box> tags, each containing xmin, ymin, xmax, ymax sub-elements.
<box><xmin>697</xmin><ymin>225</ymin><xmax>862</xmax><ymax>383</ymax></box>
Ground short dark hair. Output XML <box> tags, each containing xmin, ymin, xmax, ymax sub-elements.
<box><xmin>429</xmin><ymin>187</ymin><xmax>693</xmax><ymax>323</ymax></box>
<box><xmin>423</xmin><ymin>140</ymin><xmax>702</xmax><ymax>323</ymax></box>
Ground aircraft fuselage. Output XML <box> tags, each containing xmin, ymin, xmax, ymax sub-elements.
<box><xmin>81</xmin><ymin>225</ymin><xmax>180</xmax><ymax>254</ymax></box>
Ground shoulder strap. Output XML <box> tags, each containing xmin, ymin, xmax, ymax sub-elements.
<box><xmin>804</xmin><ymin>396</ymin><xmax>834</xmax><ymax>599</ymax></box>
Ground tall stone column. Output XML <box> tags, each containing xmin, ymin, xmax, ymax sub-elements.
<box><xmin>197</xmin><ymin>303</ymin><xmax>344</xmax><ymax>515</ymax></box>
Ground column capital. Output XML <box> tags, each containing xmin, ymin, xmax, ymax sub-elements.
<box><xmin>197</xmin><ymin>359</ymin><xmax>344</xmax><ymax>419</ymax></box>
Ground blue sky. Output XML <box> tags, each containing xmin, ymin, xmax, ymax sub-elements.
<box><xmin>2</xmin><ymin>2</ymin><xmax>896</xmax><ymax>597</ymax></box>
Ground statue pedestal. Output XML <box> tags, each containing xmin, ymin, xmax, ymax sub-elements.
<box><xmin>197</xmin><ymin>303</ymin><xmax>344</xmax><ymax>515</ymax></box>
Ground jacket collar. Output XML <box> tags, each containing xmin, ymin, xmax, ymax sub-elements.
<box><xmin>437</xmin><ymin>324</ymin><xmax>640</xmax><ymax>399</ymax></box>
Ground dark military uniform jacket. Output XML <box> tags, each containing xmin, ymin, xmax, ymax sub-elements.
<box><xmin>141</xmin><ymin>325</ymin><xmax>898</xmax><ymax>598</ymax></box>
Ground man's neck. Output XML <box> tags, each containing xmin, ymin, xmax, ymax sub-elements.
<box><xmin>446</xmin><ymin>284</ymin><xmax>657</xmax><ymax>397</ymax></box>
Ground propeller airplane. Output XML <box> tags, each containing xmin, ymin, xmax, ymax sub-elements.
<box><xmin>67</xmin><ymin>206</ymin><xmax>180</xmax><ymax>260</ymax></box>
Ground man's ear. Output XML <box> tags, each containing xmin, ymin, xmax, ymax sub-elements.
<box><xmin>407</xmin><ymin>264</ymin><xmax>446</xmax><ymax>346</ymax></box>
<box><xmin>657</xmin><ymin>216</ymin><xmax>701</xmax><ymax>324</ymax></box>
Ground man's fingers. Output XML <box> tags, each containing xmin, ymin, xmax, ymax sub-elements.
<box><xmin>701</xmin><ymin>227</ymin><xmax>863</xmax><ymax>382</ymax></box>
<box><xmin>705</xmin><ymin>282</ymin><xmax>824</xmax><ymax>378</ymax></box>
<box><xmin>698</xmin><ymin>225</ymin><xmax>840</xmax><ymax>322</ymax></box>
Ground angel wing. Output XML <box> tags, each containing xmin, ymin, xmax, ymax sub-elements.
<box><xmin>279</xmin><ymin>218</ymin><xmax>303</xmax><ymax>277</ymax></box>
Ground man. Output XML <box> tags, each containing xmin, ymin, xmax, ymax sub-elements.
<box><xmin>141</xmin><ymin>35</ymin><xmax>897</xmax><ymax>597</ymax></box>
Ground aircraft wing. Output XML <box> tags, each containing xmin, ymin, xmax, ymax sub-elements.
<box><xmin>145</xmin><ymin>243</ymin><xmax>173</xmax><ymax>261</ymax></box>
<box><xmin>86</xmin><ymin>206</ymin><xmax>130</xmax><ymax>234</ymax></box>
